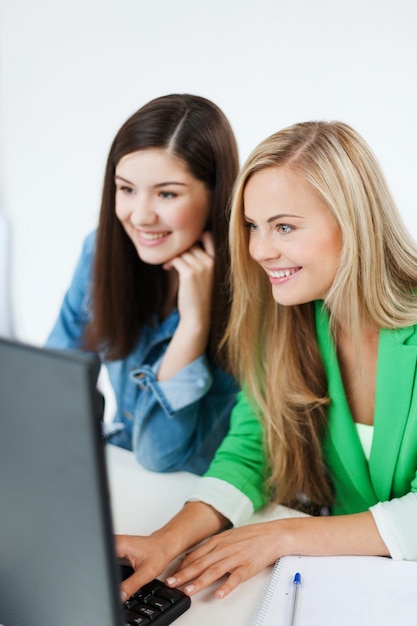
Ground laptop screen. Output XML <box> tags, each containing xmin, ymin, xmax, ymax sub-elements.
<box><xmin>0</xmin><ymin>338</ymin><xmax>124</xmax><ymax>626</ymax></box>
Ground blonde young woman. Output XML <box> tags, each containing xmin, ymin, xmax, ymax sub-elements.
<box><xmin>117</xmin><ymin>121</ymin><xmax>417</xmax><ymax>601</ymax></box>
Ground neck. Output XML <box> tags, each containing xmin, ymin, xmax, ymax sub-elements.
<box><xmin>337</xmin><ymin>320</ymin><xmax>379</xmax><ymax>343</ymax></box>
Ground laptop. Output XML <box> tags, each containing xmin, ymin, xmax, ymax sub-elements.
<box><xmin>0</xmin><ymin>337</ymin><xmax>190</xmax><ymax>626</ymax></box>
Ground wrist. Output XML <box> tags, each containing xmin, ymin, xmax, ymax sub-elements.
<box><xmin>151</xmin><ymin>502</ymin><xmax>226</xmax><ymax>559</ymax></box>
<box><xmin>150</xmin><ymin>525</ymin><xmax>187</xmax><ymax>561</ymax></box>
<box><xmin>176</xmin><ymin>316</ymin><xmax>210</xmax><ymax>342</ymax></box>
<box><xmin>269</xmin><ymin>518</ymin><xmax>304</xmax><ymax>558</ymax></box>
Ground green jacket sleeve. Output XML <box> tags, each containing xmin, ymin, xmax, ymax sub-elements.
<box><xmin>204</xmin><ymin>390</ymin><xmax>270</xmax><ymax>511</ymax></box>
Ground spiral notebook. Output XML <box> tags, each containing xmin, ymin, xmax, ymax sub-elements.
<box><xmin>251</xmin><ymin>554</ymin><xmax>417</xmax><ymax>625</ymax></box>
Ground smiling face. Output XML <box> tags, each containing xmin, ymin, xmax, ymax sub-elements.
<box><xmin>243</xmin><ymin>165</ymin><xmax>343</xmax><ymax>306</ymax></box>
<box><xmin>115</xmin><ymin>148</ymin><xmax>211</xmax><ymax>265</ymax></box>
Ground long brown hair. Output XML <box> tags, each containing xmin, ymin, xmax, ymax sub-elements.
<box><xmin>84</xmin><ymin>94</ymin><xmax>239</xmax><ymax>362</ymax></box>
<box><xmin>225</xmin><ymin>121</ymin><xmax>417</xmax><ymax>510</ymax></box>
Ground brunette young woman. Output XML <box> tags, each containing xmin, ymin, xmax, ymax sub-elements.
<box><xmin>116</xmin><ymin>120</ymin><xmax>417</xmax><ymax>601</ymax></box>
<box><xmin>46</xmin><ymin>94</ymin><xmax>240</xmax><ymax>474</ymax></box>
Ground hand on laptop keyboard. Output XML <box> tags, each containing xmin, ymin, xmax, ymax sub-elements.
<box><xmin>121</xmin><ymin>565</ymin><xmax>191</xmax><ymax>625</ymax></box>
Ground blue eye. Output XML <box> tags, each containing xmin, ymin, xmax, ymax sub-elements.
<box><xmin>243</xmin><ymin>221</ymin><xmax>257</xmax><ymax>231</ymax></box>
<box><xmin>278</xmin><ymin>224</ymin><xmax>293</xmax><ymax>234</ymax></box>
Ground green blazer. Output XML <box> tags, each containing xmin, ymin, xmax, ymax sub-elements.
<box><xmin>317</xmin><ymin>303</ymin><xmax>417</xmax><ymax>514</ymax></box>
<box><xmin>206</xmin><ymin>302</ymin><xmax>417</xmax><ymax>516</ymax></box>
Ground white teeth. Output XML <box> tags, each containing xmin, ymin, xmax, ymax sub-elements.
<box><xmin>269</xmin><ymin>269</ymin><xmax>297</xmax><ymax>278</ymax></box>
<box><xmin>140</xmin><ymin>232</ymin><xmax>169</xmax><ymax>240</ymax></box>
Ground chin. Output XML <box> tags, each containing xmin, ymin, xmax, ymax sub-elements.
<box><xmin>271</xmin><ymin>290</ymin><xmax>312</xmax><ymax>307</ymax></box>
<box><xmin>132</xmin><ymin>243</ymin><xmax>165</xmax><ymax>263</ymax></box>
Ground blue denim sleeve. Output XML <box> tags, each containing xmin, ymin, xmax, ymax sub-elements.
<box><xmin>127</xmin><ymin>356</ymin><xmax>237</xmax><ymax>475</ymax></box>
<box><xmin>45</xmin><ymin>232</ymin><xmax>95</xmax><ymax>349</ymax></box>
<box><xmin>131</xmin><ymin>355</ymin><xmax>213</xmax><ymax>415</ymax></box>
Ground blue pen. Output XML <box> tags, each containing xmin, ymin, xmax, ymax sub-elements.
<box><xmin>289</xmin><ymin>572</ymin><xmax>301</xmax><ymax>626</ymax></box>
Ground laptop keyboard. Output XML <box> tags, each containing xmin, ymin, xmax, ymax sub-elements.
<box><xmin>123</xmin><ymin>578</ymin><xmax>191</xmax><ymax>625</ymax></box>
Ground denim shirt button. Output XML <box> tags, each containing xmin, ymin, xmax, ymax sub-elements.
<box><xmin>196</xmin><ymin>377</ymin><xmax>206</xmax><ymax>388</ymax></box>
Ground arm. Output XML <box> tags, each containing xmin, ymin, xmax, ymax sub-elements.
<box><xmin>166</xmin><ymin>510</ymin><xmax>389</xmax><ymax>599</ymax></box>
<box><xmin>116</xmin><ymin>491</ymin><xmax>393</xmax><ymax>602</ymax></box>
<box><xmin>114</xmin><ymin>389</ymin><xmax>272</xmax><ymax>599</ymax></box>
<box><xmin>370</xmin><ymin>492</ymin><xmax>417</xmax><ymax>560</ymax></box>
<box><xmin>169</xmin><ymin>437</ymin><xmax>417</xmax><ymax>598</ymax></box>
<box><xmin>158</xmin><ymin>231</ymin><xmax>215</xmax><ymax>380</ymax></box>
<box><xmin>128</xmin><ymin>359</ymin><xmax>238</xmax><ymax>474</ymax></box>
<box><xmin>129</xmin><ymin>383</ymin><xmax>268</xmax><ymax>490</ymax></box>
<box><xmin>166</xmin><ymin>437</ymin><xmax>417</xmax><ymax>597</ymax></box>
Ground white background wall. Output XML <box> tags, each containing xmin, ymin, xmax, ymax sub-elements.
<box><xmin>1</xmin><ymin>0</ymin><xmax>417</xmax><ymax>345</ymax></box>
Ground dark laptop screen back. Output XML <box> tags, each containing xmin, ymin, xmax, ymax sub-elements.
<box><xmin>0</xmin><ymin>338</ymin><xmax>124</xmax><ymax>626</ymax></box>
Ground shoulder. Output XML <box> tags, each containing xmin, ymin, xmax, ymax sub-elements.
<box><xmin>81</xmin><ymin>230</ymin><xmax>97</xmax><ymax>255</ymax></box>
<box><xmin>75</xmin><ymin>230</ymin><xmax>97</xmax><ymax>268</ymax></box>
<box><xmin>68</xmin><ymin>230</ymin><xmax>97</xmax><ymax>281</ymax></box>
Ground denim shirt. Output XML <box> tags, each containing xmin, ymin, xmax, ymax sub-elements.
<box><xmin>46</xmin><ymin>232</ymin><xmax>238</xmax><ymax>475</ymax></box>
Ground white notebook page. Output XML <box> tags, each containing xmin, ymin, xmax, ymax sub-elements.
<box><xmin>251</xmin><ymin>554</ymin><xmax>417</xmax><ymax>626</ymax></box>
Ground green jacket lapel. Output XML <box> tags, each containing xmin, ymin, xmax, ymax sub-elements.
<box><xmin>315</xmin><ymin>303</ymin><xmax>378</xmax><ymax>509</ymax></box>
<box><xmin>370</xmin><ymin>325</ymin><xmax>417</xmax><ymax>500</ymax></box>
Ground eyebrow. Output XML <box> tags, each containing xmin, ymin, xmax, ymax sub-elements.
<box><xmin>244</xmin><ymin>212</ymin><xmax>303</xmax><ymax>223</ymax></box>
<box><xmin>154</xmin><ymin>181</ymin><xmax>187</xmax><ymax>188</ymax></box>
<box><xmin>266</xmin><ymin>213</ymin><xmax>303</xmax><ymax>223</ymax></box>
<box><xmin>114</xmin><ymin>175</ymin><xmax>187</xmax><ymax>188</ymax></box>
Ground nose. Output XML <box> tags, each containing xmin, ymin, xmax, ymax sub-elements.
<box><xmin>249</xmin><ymin>231</ymin><xmax>281</xmax><ymax>264</ymax></box>
<box><xmin>130</xmin><ymin>194</ymin><xmax>158</xmax><ymax>227</ymax></box>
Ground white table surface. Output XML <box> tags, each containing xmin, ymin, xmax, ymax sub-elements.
<box><xmin>106</xmin><ymin>444</ymin><xmax>306</xmax><ymax>626</ymax></box>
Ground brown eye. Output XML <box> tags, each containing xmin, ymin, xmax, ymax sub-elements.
<box><xmin>117</xmin><ymin>185</ymin><xmax>134</xmax><ymax>194</ymax></box>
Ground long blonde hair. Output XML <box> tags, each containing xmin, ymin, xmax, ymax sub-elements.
<box><xmin>225</xmin><ymin>121</ymin><xmax>417</xmax><ymax>509</ymax></box>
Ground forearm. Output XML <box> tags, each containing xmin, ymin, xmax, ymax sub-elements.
<box><xmin>128</xmin><ymin>359</ymin><xmax>236</xmax><ymax>473</ymax></box>
<box><xmin>275</xmin><ymin>511</ymin><xmax>389</xmax><ymax>557</ymax></box>
<box><xmin>158</xmin><ymin>318</ymin><xmax>209</xmax><ymax>381</ymax></box>
<box><xmin>159</xmin><ymin>232</ymin><xmax>214</xmax><ymax>381</ymax></box>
